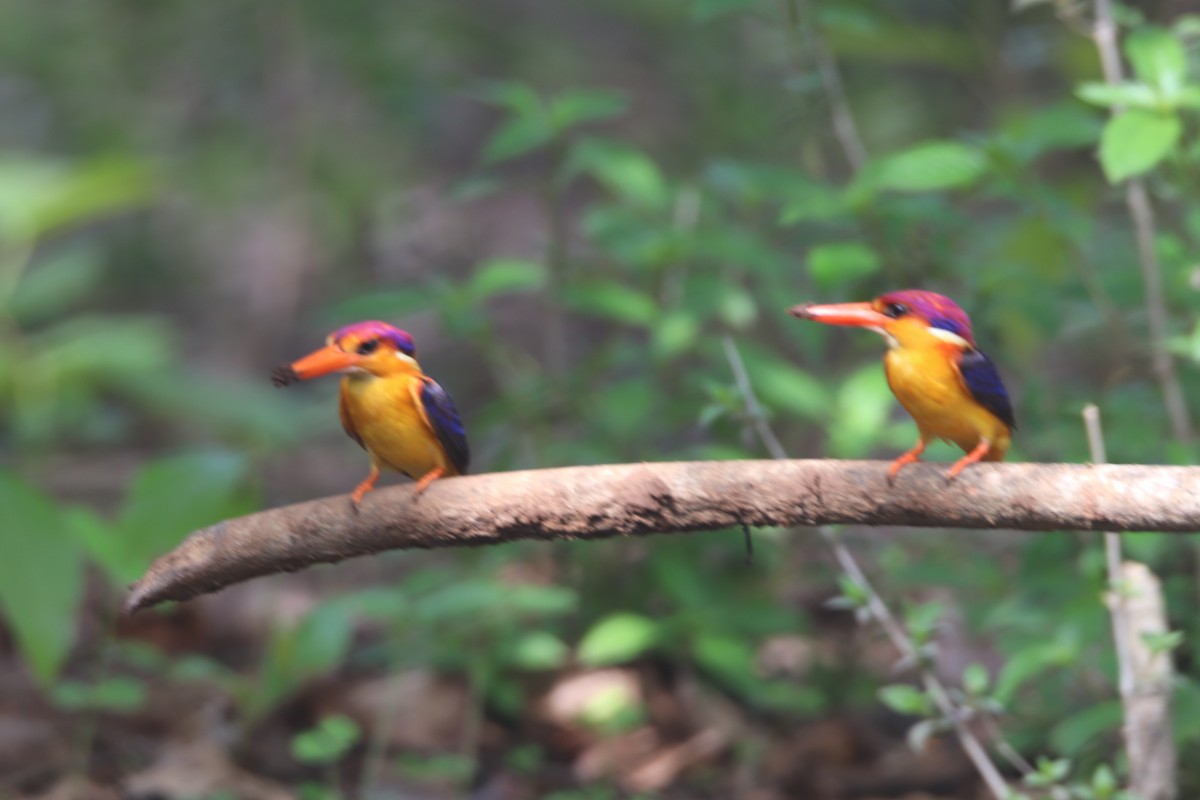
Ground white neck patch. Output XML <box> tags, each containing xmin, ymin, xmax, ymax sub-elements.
<box><xmin>928</xmin><ymin>327</ymin><xmax>971</xmax><ymax>349</ymax></box>
<box><xmin>870</xmin><ymin>326</ymin><xmax>899</xmax><ymax>349</ymax></box>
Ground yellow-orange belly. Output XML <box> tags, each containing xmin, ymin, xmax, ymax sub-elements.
<box><xmin>884</xmin><ymin>347</ymin><xmax>1010</xmax><ymax>459</ymax></box>
<box><xmin>340</xmin><ymin>373</ymin><xmax>457</xmax><ymax>479</ymax></box>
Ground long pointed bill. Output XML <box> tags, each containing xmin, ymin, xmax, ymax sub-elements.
<box><xmin>270</xmin><ymin>345</ymin><xmax>360</xmax><ymax>387</ymax></box>
<box><xmin>788</xmin><ymin>301</ymin><xmax>890</xmax><ymax>328</ymax></box>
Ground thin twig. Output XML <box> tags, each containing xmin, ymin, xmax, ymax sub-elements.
<box><xmin>1089</xmin><ymin>0</ymin><xmax>1193</xmax><ymax>444</ymax></box>
<box><xmin>720</xmin><ymin>340</ymin><xmax>1011</xmax><ymax>799</ymax></box>
<box><xmin>1084</xmin><ymin>403</ymin><xmax>1178</xmax><ymax>800</ymax></box>
<box><xmin>783</xmin><ymin>0</ymin><xmax>868</xmax><ymax>172</ymax></box>
<box><xmin>1084</xmin><ymin>405</ymin><xmax>1133</xmax><ymax>697</ymax></box>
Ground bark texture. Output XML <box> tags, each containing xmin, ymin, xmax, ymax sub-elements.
<box><xmin>1114</xmin><ymin>562</ymin><xmax>1177</xmax><ymax>800</ymax></box>
<box><xmin>126</xmin><ymin>459</ymin><xmax>1200</xmax><ymax>613</ymax></box>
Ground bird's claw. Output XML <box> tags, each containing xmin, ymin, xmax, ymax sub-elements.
<box><xmin>411</xmin><ymin>467</ymin><xmax>447</xmax><ymax>499</ymax></box>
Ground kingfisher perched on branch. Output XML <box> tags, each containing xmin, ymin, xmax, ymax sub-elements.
<box><xmin>789</xmin><ymin>290</ymin><xmax>1015</xmax><ymax>481</ymax></box>
<box><xmin>271</xmin><ymin>321</ymin><xmax>469</xmax><ymax>506</ymax></box>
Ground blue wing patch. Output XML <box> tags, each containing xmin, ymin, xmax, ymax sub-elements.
<box><xmin>958</xmin><ymin>349</ymin><xmax>1016</xmax><ymax>430</ymax></box>
<box><xmin>420</xmin><ymin>377</ymin><xmax>470</xmax><ymax>475</ymax></box>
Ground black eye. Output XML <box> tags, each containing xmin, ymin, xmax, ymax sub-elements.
<box><xmin>883</xmin><ymin>302</ymin><xmax>909</xmax><ymax>319</ymax></box>
<box><xmin>356</xmin><ymin>339</ymin><xmax>380</xmax><ymax>355</ymax></box>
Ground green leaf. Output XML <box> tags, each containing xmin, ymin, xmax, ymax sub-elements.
<box><xmin>736</xmin><ymin>343</ymin><xmax>832</xmax><ymax>422</ymax></box>
<box><xmin>717</xmin><ymin>287</ymin><xmax>757</xmax><ymax>329</ymax></box>
<box><xmin>51</xmin><ymin>676</ymin><xmax>147</xmax><ymax>712</ymax></box>
<box><xmin>34</xmin><ymin>315</ymin><xmax>173</xmax><ymax>382</ymax></box>
<box><xmin>872</xmin><ymin>140</ymin><xmax>987</xmax><ymax>193</ymax></box>
<box><xmin>878</xmin><ymin>684</ymin><xmax>932</xmax><ymax>716</ymax></box>
<box><xmin>1141</xmin><ymin>629</ymin><xmax>1184</xmax><ymax>655</ymax></box>
<box><xmin>476</xmin><ymin>81</ymin><xmax>542</xmax><ymax>115</ymax></box>
<box><xmin>904</xmin><ymin>600</ymin><xmax>944</xmax><ymax>644</ymax></box>
<box><xmin>652</xmin><ymin>310</ymin><xmax>699</xmax><ymax>360</ymax></box>
<box><xmin>1092</xmin><ymin>764</ymin><xmax>1117</xmax><ymax>795</ymax></box>
<box><xmin>690</xmin><ymin>633</ymin><xmax>756</xmax><ymax>692</ymax></box>
<box><xmin>291</xmin><ymin>715</ymin><xmax>361</xmax><ymax>765</ymax></box>
<box><xmin>0</xmin><ymin>472</ymin><xmax>83</xmax><ymax>684</ymax></box>
<box><xmin>563</xmin><ymin>138</ymin><xmax>667</xmax><ymax>208</ymax></box>
<box><xmin>0</xmin><ymin>155</ymin><xmax>153</xmax><ymax>244</ymax></box>
<box><xmin>468</xmin><ymin>258</ymin><xmax>547</xmax><ymax>300</ymax></box>
<box><xmin>510</xmin><ymin>631</ymin><xmax>569</xmax><ymax>670</ymax></box>
<box><xmin>1125</xmin><ymin>27</ymin><xmax>1186</xmax><ymax>97</ymax></box>
<box><xmin>5</xmin><ymin>246</ymin><xmax>103</xmax><ymax>323</ymax></box>
<box><xmin>806</xmin><ymin>242</ymin><xmax>881</xmax><ymax>289</ymax></box>
<box><xmin>962</xmin><ymin>663</ymin><xmax>990</xmax><ymax>696</ymax></box>
<box><xmin>577</xmin><ymin>612</ymin><xmax>659</xmax><ymax>666</ymax></box>
<box><xmin>1099</xmin><ymin>110</ymin><xmax>1180</xmax><ymax>182</ymax></box>
<box><xmin>828</xmin><ymin>364</ymin><xmax>895</xmax><ymax>457</ymax></box>
<box><xmin>995</xmin><ymin>635</ymin><xmax>1078</xmax><ymax>703</ymax></box>
<box><xmin>108</xmin><ymin>452</ymin><xmax>254</xmax><ymax>584</ymax></box>
<box><xmin>778</xmin><ymin>182</ymin><xmax>847</xmax><ymax>224</ymax></box>
<box><xmin>563</xmin><ymin>281</ymin><xmax>658</xmax><ymax>327</ymax></box>
<box><xmin>483</xmin><ymin>115</ymin><xmax>552</xmax><ymax>164</ymax></box>
<box><xmin>256</xmin><ymin>603</ymin><xmax>356</xmax><ymax>716</ymax></box>
<box><xmin>1076</xmin><ymin>81</ymin><xmax>1159</xmax><ymax>109</ymax></box>
<box><xmin>547</xmin><ymin>90</ymin><xmax>627</xmax><ymax>132</ymax></box>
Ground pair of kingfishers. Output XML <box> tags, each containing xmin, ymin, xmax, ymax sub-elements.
<box><xmin>274</xmin><ymin>290</ymin><xmax>1013</xmax><ymax>504</ymax></box>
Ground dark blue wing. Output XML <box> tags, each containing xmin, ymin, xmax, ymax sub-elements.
<box><xmin>420</xmin><ymin>377</ymin><xmax>470</xmax><ymax>475</ymax></box>
<box><xmin>957</xmin><ymin>349</ymin><xmax>1016</xmax><ymax>431</ymax></box>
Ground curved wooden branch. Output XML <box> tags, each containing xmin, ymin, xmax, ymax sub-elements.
<box><xmin>126</xmin><ymin>459</ymin><xmax>1200</xmax><ymax>613</ymax></box>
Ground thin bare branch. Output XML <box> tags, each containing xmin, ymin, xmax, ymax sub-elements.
<box><xmin>1115</xmin><ymin>562</ymin><xmax>1177</xmax><ymax>800</ymax></box>
<box><xmin>1085</xmin><ymin>405</ymin><xmax>1133</xmax><ymax>696</ymax></box>
<box><xmin>1089</xmin><ymin>0</ymin><xmax>1193</xmax><ymax>443</ymax></box>
<box><xmin>1086</xmin><ymin>404</ymin><xmax>1177</xmax><ymax>800</ymax></box>
<box><xmin>784</xmin><ymin>0</ymin><xmax>868</xmax><ymax>172</ymax></box>
<box><xmin>126</xmin><ymin>459</ymin><xmax>1200</xmax><ymax>614</ymax></box>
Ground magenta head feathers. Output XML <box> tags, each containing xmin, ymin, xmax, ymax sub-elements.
<box><xmin>876</xmin><ymin>290</ymin><xmax>976</xmax><ymax>347</ymax></box>
<box><xmin>329</xmin><ymin>321</ymin><xmax>416</xmax><ymax>356</ymax></box>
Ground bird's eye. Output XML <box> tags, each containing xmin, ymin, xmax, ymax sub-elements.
<box><xmin>883</xmin><ymin>302</ymin><xmax>910</xmax><ymax>319</ymax></box>
<box><xmin>356</xmin><ymin>339</ymin><xmax>380</xmax><ymax>355</ymax></box>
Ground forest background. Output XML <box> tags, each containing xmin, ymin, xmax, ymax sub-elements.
<box><xmin>2</xmin><ymin>0</ymin><xmax>1200</xmax><ymax>798</ymax></box>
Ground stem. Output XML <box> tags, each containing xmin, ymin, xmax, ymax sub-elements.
<box><xmin>541</xmin><ymin>143</ymin><xmax>570</xmax><ymax>382</ymax></box>
<box><xmin>784</xmin><ymin>0</ymin><xmax>868</xmax><ymax>172</ymax></box>
<box><xmin>1084</xmin><ymin>403</ymin><xmax>1178</xmax><ymax>800</ymax></box>
<box><xmin>1089</xmin><ymin>0</ymin><xmax>1193</xmax><ymax>444</ymax></box>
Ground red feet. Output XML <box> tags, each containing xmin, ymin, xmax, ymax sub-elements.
<box><xmin>413</xmin><ymin>466</ymin><xmax>446</xmax><ymax>497</ymax></box>
<box><xmin>351</xmin><ymin>465</ymin><xmax>381</xmax><ymax>508</ymax></box>
<box><xmin>946</xmin><ymin>439</ymin><xmax>991</xmax><ymax>481</ymax></box>
<box><xmin>887</xmin><ymin>441</ymin><xmax>926</xmax><ymax>483</ymax></box>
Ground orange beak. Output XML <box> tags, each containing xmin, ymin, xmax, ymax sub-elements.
<box><xmin>788</xmin><ymin>301</ymin><xmax>890</xmax><ymax>329</ymax></box>
<box><xmin>271</xmin><ymin>345</ymin><xmax>360</xmax><ymax>387</ymax></box>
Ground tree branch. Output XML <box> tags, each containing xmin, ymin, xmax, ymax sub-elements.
<box><xmin>126</xmin><ymin>460</ymin><xmax>1200</xmax><ymax>613</ymax></box>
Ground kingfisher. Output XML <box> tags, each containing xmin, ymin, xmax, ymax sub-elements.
<box><xmin>789</xmin><ymin>290</ymin><xmax>1015</xmax><ymax>481</ymax></box>
<box><xmin>271</xmin><ymin>321</ymin><xmax>469</xmax><ymax>505</ymax></box>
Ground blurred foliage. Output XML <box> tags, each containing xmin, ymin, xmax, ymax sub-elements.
<box><xmin>2</xmin><ymin>0</ymin><xmax>1200</xmax><ymax>796</ymax></box>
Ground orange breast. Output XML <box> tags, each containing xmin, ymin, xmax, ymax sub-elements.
<box><xmin>884</xmin><ymin>346</ymin><xmax>1011</xmax><ymax>459</ymax></box>
<box><xmin>339</xmin><ymin>373</ymin><xmax>458</xmax><ymax>479</ymax></box>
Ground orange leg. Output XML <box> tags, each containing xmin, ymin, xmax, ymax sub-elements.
<box><xmin>412</xmin><ymin>466</ymin><xmax>446</xmax><ymax>497</ymax></box>
<box><xmin>887</xmin><ymin>440</ymin><xmax>926</xmax><ymax>483</ymax></box>
<box><xmin>351</xmin><ymin>465</ymin><xmax>381</xmax><ymax>508</ymax></box>
<box><xmin>946</xmin><ymin>439</ymin><xmax>992</xmax><ymax>482</ymax></box>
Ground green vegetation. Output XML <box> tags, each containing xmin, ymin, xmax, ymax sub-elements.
<box><xmin>1</xmin><ymin>0</ymin><xmax>1199</xmax><ymax>796</ymax></box>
